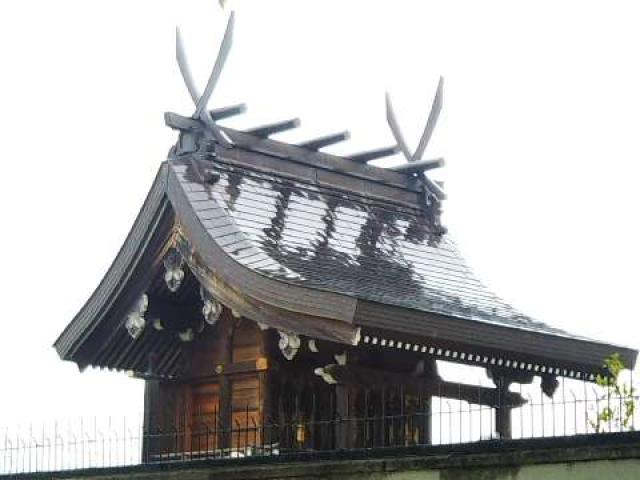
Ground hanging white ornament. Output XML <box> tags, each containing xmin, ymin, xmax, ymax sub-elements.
<box><xmin>314</xmin><ymin>366</ymin><xmax>337</xmax><ymax>385</ymax></box>
<box><xmin>278</xmin><ymin>331</ymin><xmax>301</xmax><ymax>360</ymax></box>
<box><xmin>178</xmin><ymin>328</ymin><xmax>194</xmax><ymax>342</ymax></box>
<box><xmin>163</xmin><ymin>249</ymin><xmax>185</xmax><ymax>293</ymax></box>
<box><xmin>200</xmin><ymin>286</ymin><xmax>222</xmax><ymax>325</ymax></box>
<box><xmin>125</xmin><ymin>294</ymin><xmax>148</xmax><ymax>339</ymax></box>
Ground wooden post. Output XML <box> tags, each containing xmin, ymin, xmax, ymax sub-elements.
<box><xmin>335</xmin><ymin>384</ymin><xmax>351</xmax><ymax>449</ymax></box>
<box><xmin>420</xmin><ymin>393</ymin><xmax>432</xmax><ymax>445</ymax></box>
<box><xmin>258</xmin><ymin>370</ymin><xmax>269</xmax><ymax>449</ymax></box>
<box><xmin>218</xmin><ymin>377</ymin><xmax>232</xmax><ymax>450</ymax></box>
<box><xmin>486</xmin><ymin>367</ymin><xmax>533</xmax><ymax>440</ymax></box>
<box><xmin>218</xmin><ymin>314</ymin><xmax>235</xmax><ymax>451</ymax></box>
<box><xmin>495</xmin><ymin>402</ymin><xmax>512</xmax><ymax>439</ymax></box>
<box><xmin>142</xmin><ymin>380</ymin><xmax>159</xmax><ymax>461</ymax></box>
<box><xmin>495</xmin><ymin>377</ymin><xmax>512</xmax><ymax>440</ymax></box>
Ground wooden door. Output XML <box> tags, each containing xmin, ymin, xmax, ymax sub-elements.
<box><xmin>230</xmin><ymin>375</ymin><xmax>261</xmax><ymax>452</ymax></box>
<box><xmin>190</xmin><ymin>382</ymin><xmax>220</xmax><ymax>454</ymax></box>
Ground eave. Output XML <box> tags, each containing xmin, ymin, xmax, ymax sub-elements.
<box><xmin>54</xmin><ymin>137</ymin><xmax>638</xmax><ymax>378</ymax></box>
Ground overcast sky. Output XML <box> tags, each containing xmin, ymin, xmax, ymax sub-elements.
<box><xmin>0</xmin><ymin>0</ymin><xmax>638</xmax><ymax>428</ymax></box>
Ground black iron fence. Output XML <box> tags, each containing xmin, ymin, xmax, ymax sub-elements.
<box><xmin>1</xmin><ymin>389</ymin><xmax>637</xmax><ymax>475</ymax></box>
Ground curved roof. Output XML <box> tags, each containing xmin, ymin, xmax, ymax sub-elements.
<box><xmin>171</xmin><ymin>157</ymin><xmax>553</xmax><ymax>335</ymax></box>
<box><xmin>55</xmin><ymin>129</ymin><xmax>637</xmax><ymax>376</ymax></box>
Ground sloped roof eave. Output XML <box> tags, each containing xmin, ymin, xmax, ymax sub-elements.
<box><xmin>54</xmin><ymin>156</ymin><xmax>638</xmax><ymax>375</ymax></box>
<box><xmin>54</xmin><ymin>163</ymin><xmax>171</xmax><ymax>360</ymax></box>
<box><xmin>355</xmin><ymin>300</ymin><xmax>638</xmax><ymax>372</ymax></box>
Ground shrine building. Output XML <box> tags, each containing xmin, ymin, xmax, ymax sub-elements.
<box><xmin>53</xmin><ymin>11</ymin><xmax>637</xmax><ymax>459</ymax></box>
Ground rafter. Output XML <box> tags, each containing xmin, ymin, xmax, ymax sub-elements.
<box><xmin>346</xmin><ymin>146</ymin><xmax>399</xmax><ymax>164</ymax></box>
<box><xmin>210</xmin><ymin>103</ymin><xmax>247</xmax><ymax>121</ymax></box>
<box><xmin>246</xmin><ymin>118</ymin><xmax>301</xmax><ymax>138</ymax></box>
<box><xmin>390</xmin><ymin>157</ymin><xmax>445</xmax><ymax>174</ymax></box>
<box><xmin>298</xmin><ymin>131</ymin><xmax>350</xmax><ymax>151</ymax></box>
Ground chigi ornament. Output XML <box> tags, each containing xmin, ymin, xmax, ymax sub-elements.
<box><xmin>54</xmin><ymin>7</ymin><xmax>637</xmax><ymax>459</ymax></box>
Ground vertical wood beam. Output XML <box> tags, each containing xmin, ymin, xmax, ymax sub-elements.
<box><xmin>419</xmin><ymin>359</ymin><xmax>437</xmax><ymax>446</ymax></box>
<box><xmin>335</xmin><ymin>384</ymin><xmax>351</xmax><ymax>449</ymax></box>
<box><xmin>217</xmin><ymin>313</ymin><xmax>235</xmax><ymax>450</ymax></box>
<box><xmin>495</xmin><ymin>402</ymin><xmax>512</xmax><ymax>440</ymax></box>
<box><xmin>219</xmin><ymin>377</ymin><xmax>232</xmax><ymax>450</ymax></box>
<box><xmin>142</xmin><ymin>380</ymin><xmax>160</xmax><ymax>461</ymax></box>
<box><xmin>419</xmin><ymin>393</ymin><xmax>432</xmax><ymax>446</ymax></box>
<box><xmin>257</xmin><ymin>327</ymin><xmax>272</xmax><ymax>449</ymax></box>
<box><xmin>495</xmin><ymin>377</ymin><xmax>513</xmax><ymax>440</ymax></box>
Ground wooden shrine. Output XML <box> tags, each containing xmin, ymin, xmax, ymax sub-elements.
<box><xmin>55</xmin><ymin>10</ymin><xmax>637</xmax><ymax>457</ymax></box>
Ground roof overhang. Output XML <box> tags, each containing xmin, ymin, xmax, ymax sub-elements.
<box><xmin>54</xmin><ymin>144</ymin><xmax>638</xmax><ymax>378</ymax></box>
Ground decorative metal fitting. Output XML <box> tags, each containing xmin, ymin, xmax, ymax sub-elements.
<box><xmin>314</xmin><ymin>366</ymin><xmax>337</xmax><ymax>385</ymax></box>
<box><xmin>334</xmin><ymin>352</ymin><xmax>347</xmax><ymax>366</ymax></box>
<box><xmin>352</xmin><ymin>327</ymin><xmax>362</xmax><ymax>346</ymax></box>
<box><xmin>200</xmin><ymin>286</ymin><xmax>222</xmax><ymax>325</ymax></box>
<box><xmin>164</xmin><ymin>249</ymin><xmax>184</xmax><ymax>293</ymax></box>
<box><xmin>178</xmin><ymin>328</ymin><xmax>194</xmax><ymax>342</ymax></box>
<box><xmin>278</xmin><ymin>331</ymin><xmax>301</xmax><ymax>360</ymax></box>
<box><xmin>163</xmin><ymin>249</ymin><xmax>185</xmax><ymax>293</ymax></box>
<box><xmin>125</xmin><ymin>294</ymin><xmax>148</xmax><ymax>339</ymax></box>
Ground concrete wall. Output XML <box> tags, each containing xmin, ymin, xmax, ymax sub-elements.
<box><xmin>10</xmin><ymin>433</ymin><xmax>640</xmax><ymax>480</ymax></box>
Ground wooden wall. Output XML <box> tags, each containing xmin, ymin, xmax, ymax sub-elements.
<box><xmin>144</xmin><ymin>309</ymin><xmax>268</xmax><ymax>457</ymax></box>
<box><xmin>142</xmin><ymin>315</ymin><xmax>436</xmax><ymax>456</ymax></box>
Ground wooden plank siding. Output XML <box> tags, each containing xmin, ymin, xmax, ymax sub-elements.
<box><xmin>189</xmin><ymin>382</ymin><xmax>220</xmax><ymax>453</ymax></box>
<box><xmin>143</xmin><ymin>314</ymin><xmax>267</xmax><ymax>458</ymax></box>
<box><xmin>230</xmin><ymin>375</ymin><xmax>262</xmax><ymax>450</ymax></box>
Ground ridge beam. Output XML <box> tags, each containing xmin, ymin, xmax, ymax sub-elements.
<box><xmin>346</xmin><ymin>146</ymin><xmax>399</xmax><ymax>164</ymax></box>
<box><xmin>210</xmin><ymin>103</ymin><xmax>247</xmax><ymax>121</ymax></box>
<box><xmin>297</xmin><ymin>131</ymin><xmax>351</xmax><ymax>151</ymax></box>
<box><xmin>246</xmin><ymin>118</ymin><xmax>301</xmax><ymax>138</ymax></box>
<box><xmin>390</xmin><ymin>157</ymin><xmax>445</xmax><ymax>174</ymax></box>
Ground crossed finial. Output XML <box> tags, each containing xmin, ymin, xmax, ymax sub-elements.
<box><xmin>386</xmin><ymin>77</ymin><xmax>446</xmax><ymax>200</ymax></box>
<box><xmin>170</xmin><ymin>7</ymin><xmax>446</xmax><ymax>205</ymax></box>
<box><xmin>175</xmin><ymin>11</ymin><xmax>236</xmax><ymax>147</ymax></box>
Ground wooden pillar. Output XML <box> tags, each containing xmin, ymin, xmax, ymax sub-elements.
<box><xmin>142</xmin><ymin>380</ymin><xmax>160</xmax><ymax>461</ymax></box>
<box><xmin>495</xmin><ymin>377</ymin><xmax>512</xmax><ymax>440</ymax></box>
<box><xmin>487</xmin><ymin>367</ymin><xmax>534</xmax><ymax>440</ymax></box>
<box><xmin>335</xmin><ymin>384</ymin><xmax>354</xmax><ymax>449</ymax></box>
<box><xmin>258</xmin><ymin>328</ymin><xmax>271</xmax><ymax>436</ymax></box>
<box><xmin>419</xmin><ymin>393</ymin><xmax>432</xmax><ymax>445</ymax></box>
<box><xmin>495</xmin><ymin>403</ymin><xmax>512</xmax><ymax>439</ymax></box>
<box><xmin>258</xmin><ymin>370</ymin><xmax>269</xmax><ymax>448</ymax></box>
<box><xmin>218</xmin><ymin>377</ymin><xmax>232</xmax><ymax>450</ymax></box>
<box><xmin>217</xmin><ymin>314</ymin><xmax>235</xmax><ymax>450</ymax></box>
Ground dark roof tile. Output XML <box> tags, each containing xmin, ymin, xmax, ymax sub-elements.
<box><xmin>171</xmin><ymin>158</ymin><xmax>568</xmax><ymax>338</ymax></box>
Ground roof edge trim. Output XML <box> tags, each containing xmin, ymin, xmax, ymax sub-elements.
<box><xmin>53</xmin><ymin>163</ymin><xmax>170</xmax><ymax>360</ymax></box>
<box><xmin>355</xmin><ymin>300</ymin><xmax>638</xmax><ymax>373</ymax></box>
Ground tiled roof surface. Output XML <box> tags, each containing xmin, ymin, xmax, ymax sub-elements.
<box><xmin>172</xmin><ymin>157</ymin><xmax>568</xmax><ymax>338</ymax></box>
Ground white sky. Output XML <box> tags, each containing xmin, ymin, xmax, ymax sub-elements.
<box><xmin>0</xmin><ymin>0</ymin><xmax>639</xmax><ymax>428</ymax></box>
